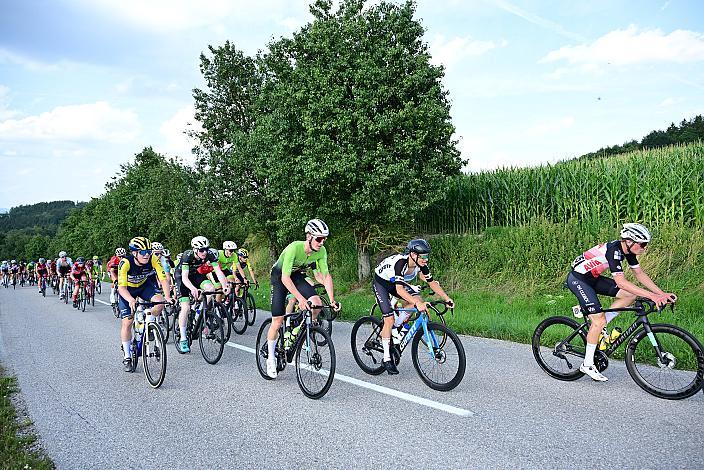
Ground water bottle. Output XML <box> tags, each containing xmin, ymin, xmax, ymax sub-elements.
<box><xmin>135</xmin><ymin>308</ymin><xmax>145</xmax><ymax>335</ymax></box>
<box><xmin>394</xmin><ymin>310</ymin><xmax>411</xmax><ymax>327</ymax></box>
<box><xmin>610</xmin><ymin>327</ymin><xmax>622</xmax><ymax>343</ymax></box>
<box><xmin>598</xmin><ymin>327</ymin><xmax>610</xmax><ymax>350</ymax></box>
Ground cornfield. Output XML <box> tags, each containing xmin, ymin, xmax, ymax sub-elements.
<box><xmin>418</xmin><ymin>142</ymin><xmax>704</xmax><ymax>234</ymax></box>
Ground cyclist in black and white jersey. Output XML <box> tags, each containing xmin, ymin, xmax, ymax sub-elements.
<box><xmin>372</xmin><ymin>239</ymin><xmax>454</xmax><ymax>375</ymax></box>
<box><xmin>566</xmin><ymin>223</ymin><xmax>676</xmax><ymax>382</ymax></box>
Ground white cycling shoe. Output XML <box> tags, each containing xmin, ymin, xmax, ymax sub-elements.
<box><xmin>580</xmin><ymin>363</ymin><xmax>608</xmax><ymax>382</ymax></box>
<box><xmin>266</xmin><ymin>358</ymin><xmax>277</xmax><ymax>379</ymax></box>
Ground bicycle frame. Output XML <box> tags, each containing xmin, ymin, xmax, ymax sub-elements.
<box><xmin>562</xmin><ymin>301</ymin><xmax>672</xmax><ymax>362</ymax></box>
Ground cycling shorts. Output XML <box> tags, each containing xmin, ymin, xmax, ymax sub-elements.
<box><xmin>566</xmin><ymin>271</ymin><xmax>620</xmax><ymax>315</ymax></box>
<box><xmin>117</xmin><ymin>278</ymin><xmax>161</xmax><ymax>319</ymax></box>
<box><xmin>270</xmin><ymin>266</ymin><xmax>316</xmax><ymax>317</ymax></box>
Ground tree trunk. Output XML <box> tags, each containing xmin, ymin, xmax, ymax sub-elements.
<box><xmin>357</xmin><ymin>242</ymin><xmax>370</xmax><ymax>282</ymax></box>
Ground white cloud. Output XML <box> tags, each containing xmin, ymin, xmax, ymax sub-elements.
<box><xmin>429</xmin><ymin>34</ymin><xmax>506</xmax><ymax>70</ymax></box>
<box><xmin>0</xmin><ymin>48</ymin><xmax>59</xmax><ymax>71</ymax></box>
<box><xmin>660</xmin><ymin>97</ymin><xmax>684</xmax><ymax>107</ymax></box>
<box><xmin>0</xmin><ymin>85</ymin><xmax>20</xmax><ymax>121</ymax></box>
<box><xmin>83</xmin><ymin>0</ymin><xmax>295</xmax><ymax>33</ymax></box>
<box><xmin>0</xmin><ymin>102</ymin><xmax>140</xmax><ymax>144</ymax></box>
<box><xmin>486</xmin><ymin>0</ymin><xmax>585</xmax><ymax>42</ymax></box>
<box><xmin>158</xmin><ymin>105</ymin><xmax>201</xmax><ymax>163</ymax></box>
<box><xmin>541</xmin><ymin>26</ymin><xmax>704</xmax><ymax>66</ymax></box>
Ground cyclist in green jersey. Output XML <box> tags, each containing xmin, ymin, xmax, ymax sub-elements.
<box><xmin>213</xmin><ymin>241</ymin><xmax>239</xmax><ymax>303</ymax></box>
<box><xmin>266</xmin><ymin>219</ymin><xmax>341</xmax><ymax>378</ymax></box>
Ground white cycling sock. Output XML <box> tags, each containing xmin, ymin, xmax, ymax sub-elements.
<box><xmin>180</xmin><ymin>327</ymin><xmax>187</xmax><ymax>340</ymax></box>
<box><xmin>382</xmin><ymin>337</ymin><xmax>391</xmax><ymax>361</ymax></box>
<box><xmin>122</xmin><ymin>341</ymin><xmax>131</xmax><ymax>358</ymax></box>
<box><xmin>583</xmin><ymin>343</ymin><xmax>597</xmax><ymax>367</ymax></box>
<box><xmin>268</xmin><ymin>339</ymin><xmax>277</xmax><ymax>359</ymax></box>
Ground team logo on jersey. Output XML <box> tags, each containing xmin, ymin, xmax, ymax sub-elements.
<box><xmin>614</xmin><ymin>250</ymin><xmax>622</xmax><ymax>260</ymax></box>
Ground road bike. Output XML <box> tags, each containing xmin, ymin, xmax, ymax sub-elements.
<box><xmin>532</xmin><ymin>298</ymin><xmax>704</xmax><ymax>400</ymax></box>
<box><xmin>172</xmin><ymin>290</ymin><xmax>226</xmax><ymax>364</ymax></box>
<box><xmin>94</xmin><ymin>277</ymin><xmax>102</xmax><ymax>295</ymax></box>
<box><xmin>125</xmin><ymin>300</ymin><xmax>169</xmax><ymax>388</ymax></box>
<box><xmin>255</xmin><ymin>304</ymin><xmax>336</xmax><ymax>399</ymax></box>
<box><xmin>38</xmin><ymin>274</ymin><xmax>47</xmax><ymax>297</ymax></box>
<box><xmin>351</xmin><ymin>300</ymin><xmax>466</xmax><ymax>391</ymax></box>
<box><xmin>74</xmin><ymin>280</ymin><xmax>89</xmax><ymax>312</ymax></box>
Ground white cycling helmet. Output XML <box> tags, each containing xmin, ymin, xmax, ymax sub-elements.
<box><xmin>176</xmin><ymin>253</ymin><xmax>183</xmax><ymax>262</ymax></box>
<box><xmin>11</xmin><ymin>259</ymin><xmax>16</xmax><ymax>264</ymax></box>
<box><xmin>305</xmin><ymin>218</ymin><xmax>329</xmax><ymax>237</ymax></box>
<box><xmin>59</xmin><ymin>251</ymin><xmax>67</xmax><ymax>258</ymax></box>
<box><xmin>151</xmin><ymin>241</ymin><xmax>164</xmax><ymax>251</ymax></box>
<box><xmin>223</xmin><ymin>241</ymin><xmax>237</xmax><ymax>250</ymax></box>
<box><xmin>163</xmin><ymin>249</ymin><xmax>171</xmax><ymax>257</ymax></box>
<box><xmin>620</xmin><ymin>223</ymin><xmax>651</xmax><ymax>243</ymax></box>
<box><xmin>115</xmin><ymin>247</ymin><xmax>127</xmax><ymax>257</ymax></box>
<box><xmin>191</xmin><ymin>236</ymin><xmax>210</xmax><ymax>250</ymax></box>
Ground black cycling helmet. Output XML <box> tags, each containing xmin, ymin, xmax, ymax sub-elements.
<box><xmin>404</xmin><ymin>239</ymin><xmax>431</xmax><ymax>255</ymax></box>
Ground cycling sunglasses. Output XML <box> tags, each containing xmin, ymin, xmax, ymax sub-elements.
<box><xmin>196</xmin><ymin>248</ymin><xmax>209</xmax><ymax>253</ymax></box>
<box><xmin>313</xmin><ymin>236</ymin><xmax>327</xmax><ymax>243</ymax></box>
<box><xmin>137</xmin><ymin>249</ymin><xmax>152</xmax><ymax>256</ymax></box>
<box><xmin>637</xmin><ymin>242</ymin><xmax>648</xmax><ymax>248</ymax></box>
<box><xmin>418</xmin><ymin>254</ymin><xmax>430</xmax><ymax>260</ymax></box>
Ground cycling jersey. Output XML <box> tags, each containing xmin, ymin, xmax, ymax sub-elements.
<box><xmin>180</xmin><ymin>248</ymin><xmax>218</xmax><ymax>276</ymax></box>
<box><xmin>118</xmin><ymin>254</ymin><xmax>166</xmax><ymax>288</ymax></box>
<box><xmin>36</xmin><ymin>263</ymin><xmax>47</xmax><ymax>272</ymax></box>
<box><xmin>71</xmin><ymin>262</ymin><xmax>89</xmax><ymax>278</ymax></box>
<box><xmin>571</xmin><ymin>240</ymin><xmax>639</xmax><ymax>278</ymax></box>
<box><xmin>273</xmin><ymin>241</ymin><xmax>329</xmax><ymax>276</ymax></box>
<box><xmin>107</xmin><ymin>255</ymin><xmax>121</xmax><ymax>272</ymax></box>
<box><xmin>56</xmin><ymin>257</ymin><xmax>73</xmax><ymax>274</ymax></box>
<box><xmin>217</xmin><ymin>250</ymin><xmax>237</xmax><ymax>273</ymax></box>
<box><xmin>374</xmin><ymin>254</ymin><xmax>433</xmax><ymax>285</ymax></box>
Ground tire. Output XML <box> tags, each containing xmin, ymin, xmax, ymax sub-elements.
<box><xmin>255</xmin><ymin>318</ymin><xmax>276</xmax><ymax>380</ymax></box>
<box><xmin>246</xmin><ymin>292</ymin><xmax>257</xmax><ymax>326</ymax></box>
<box><xmin>217</xmin><ymin>303</ymin><xmax>232</xmax><ymax>343</ymax></box>
<box><xmin>129</xmin><ymin>338</ymin><xmax>139</xmax><ymax>373</ymax></box>
<box><xmin>143</xmin><ymin>322</ymin><xmax>167</xmax><ymax>388</ymax></box>
<box><xmin>350</xmin><ymin>316</ymin><xmax>386</xmax><ymax>375</ymax></box>
<box><xmin>411</xmin><ymin>322</ymin><xmax>466</xmax><ymax>391</ymax></box>
<box><xmin>295</xmin><ymin>325</ymin><xmax>335</xmax><ymax>399</ymax></box>
<box><xmin>532</xmin><ymin>316</ymin><xmax>587</xmax><ymax>381</ymax></box>
<box><xmin>199</xmin><ymin>308</ymin><xmax>224</xmax><ymax>364</ymax></box>
<box><xmin>96</xmin><ymin>280</ymin><xmax>102</xmax><ymax>295</ymax></box>
<box><xmin>625</xmin><ymin>323</ymin><xmax>704</xmax><ymax>400</ymax></box>
<box><xmin>156</xmin><ymin>312</ymin><xmax>170</xmax><ymax>344</ymax></box>
<box><xmin>81</xmin><ymin>289</ymin><xmax>87</xmax><ymax>312</ymax></box>
<box><xmin>231</xmin><ymin>298</ymin><xmax>248</xmax><ymax>335</ymax></box>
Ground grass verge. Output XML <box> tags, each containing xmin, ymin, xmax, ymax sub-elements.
<box><xmin>0</xmin><ymin>367</ymin><xmax>54</xmax><ymax>470</ymax></box>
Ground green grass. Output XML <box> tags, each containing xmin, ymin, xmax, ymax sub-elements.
<box><xmin>0</xmin><ymin>368</ymin><xmax>54</xmax><ymax>470</ymax></box>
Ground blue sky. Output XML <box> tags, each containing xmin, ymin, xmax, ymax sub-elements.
<box><xmin>1</xmin><ymin>0</ymin><xmax>702</xmax><ymax>209</ymax></box>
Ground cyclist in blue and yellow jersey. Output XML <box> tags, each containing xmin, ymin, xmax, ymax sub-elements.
<box><xmin>176</xmin><ymin>236</ymin><xmax>230</xmax><ymax>354</ymax></box>
<box><xmin>234</xmin><ymin>248</ymin><xmax>258</xmax><ymax>295</ymax></box>
<box><xmin>265</xmin><ymin>219</ymin><xmax>341</xmax><ymax>379</ymax></box>
<box><xmin>567</xmin><ymin>223</ymin><xmax>675</xmax><ymax>382</ymax></box>
<box><xmin>373</xmin><ymin>238</ymin><xmax>454</xmax><ymax>375</ymax></box>
<box><xmin>117</xmin><ymin>236</ymin><xmax>173</xmax><ymax>372</ymax></box>
<box><xmin>55</xmin><ymin>251</ymin><xmax>73</xmax><ymax>299</ymax></box>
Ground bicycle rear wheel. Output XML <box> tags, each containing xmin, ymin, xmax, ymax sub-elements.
<box><xmin>532</xmin><ymin>316</ymin><xmax>587</xmax><ymax>381</ymax></box>
<box><xmin>96</xmin><ymin>280</ymin><xmax>102</xmax><ymax>295</ymax></box>
<box><xmin>411</xmin><ymin>322</ymin><xmax>466</xmax><ymax>391</ymax></box>
<box><xmin>295</xmin><ymin>325</ymin><xmax>335</xmax><ymax>399</ymax></box>
<box><xmin>245</xmin><ymin>292</ymin><xmax>257</xmax><ymax>326</ymax></box>
<box><xmin>199</xmin><ymin>309</ymin><xmax>224</xmax><ymax>364</ymax></box>
<box><xmin>350</xmin><ymin>315</ymin><xmax>386</xmax><ymax>375</ymax></box>
<box><xmin>143</xmin><ymin>323</ymin><xmax>167</xmax><ymax>388</ymax></box>
<box><xmin>625</xmin><ymin>323</ymin><xmax>704</xmax><ymax>400</ymax></box>
<box><xmin>255</xmin><ymin>318</ymin><xmax>275</xmax><ymax>380</ymax></box>
<box><xmin>81</xmin><ymin>289</ymin><xmax>87</xmax><ymax>312</ymax></box>
<box><xmin>216</xmin><ymin>302</ymin><xmax>232</xmax><ymax>342</ymax></box>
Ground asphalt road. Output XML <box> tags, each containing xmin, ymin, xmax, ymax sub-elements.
<box><xmin>1</xmin><ymin>283</ymin><xmax>702</xmax><ymax>469</ymax></box>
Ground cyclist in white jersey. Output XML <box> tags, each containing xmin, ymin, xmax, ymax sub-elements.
<box><xmin>372</xmin><ymin>239</ymin><xmax>453</xmax><ymax>375</ymax></box>
<box><xmin>566</xmin><ymin>223</ymin><xmax>675</xmax><ymax>381</ymax></box>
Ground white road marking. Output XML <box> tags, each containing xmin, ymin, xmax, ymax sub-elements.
<box><xmin>96</xmin><ymin>299</ymin><xmax>111</xmax><ymax>306</ymax></box>
<box><xmin>225</xmin><ymin>341</ymin><xmax>474</xmax><ymax>417</ymax></box>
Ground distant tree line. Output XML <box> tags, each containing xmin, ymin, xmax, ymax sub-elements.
<box><xmin>579</xmin><ymin>115</ymin><xmax>704</xmax><ymax>160</ymax></box>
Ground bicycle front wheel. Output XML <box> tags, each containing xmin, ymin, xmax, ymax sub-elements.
<box><xmin>246</xmin><ymin>292</ymin><xmax>257</xmax><ymax>326</ymax></box>
<box><xmin>411</xmin><ymin>322</ymin><xmax>466</xmax><ymax>391</ymax></box>
<box><xmin>295</xmin><ymin>325</ymin><xmax>335</xmax><ymax>399</ymax></box>
<box><xmin>96</xmin><ymin>280</ymin><xmax>102</xmax><ymax>295</ymax></box>
<box><xmin>143</xmin><ymin>323</ymin><xmax>167</xmax><ymax>388</ymax></box>
<box><xmin>350</xmin><ymin>315</ymin><xmax>385</xmax><ymax>375</ymax></box>
<box><xmin>156</xmin><ymin>312</ymin><xmax>170</xmax><ymax>344</ymax></box>
<box><xmin>231</xmin><ymin>299</ymin><xmax>247</xmax><ymax>335</ymax></box>
<box><xmin>255</xmin><ymin>318</ymin><xmax>276</xmax><ymax>380</ymax></box>
<box><xmin>625</xmin><ymin>323</ymin><xmax>704</xmax><ymax>400</ymax></box>
<box><xmin>199</xmin><ymin>309</ymin><xmax>224</xmax><ymax>364</ymax></box>
<box><xmin>532</xmin><ymin>316</ymin><xmax>586</xmax><ymax>381</ymax></box>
